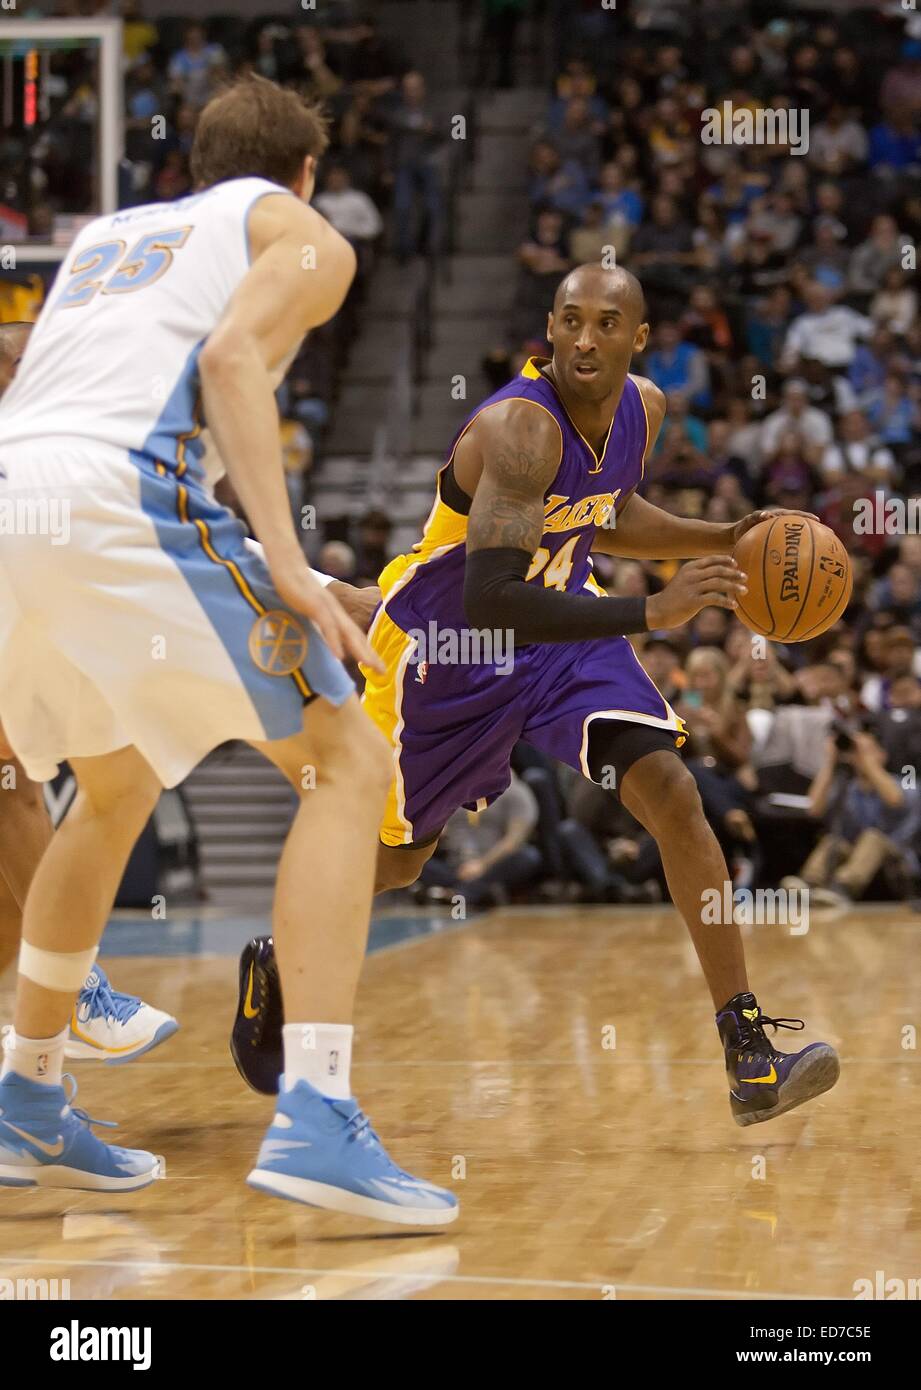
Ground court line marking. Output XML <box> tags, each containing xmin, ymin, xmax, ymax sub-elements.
<box><xmin>0</xmin><ymin>1256</ymin><xmax>833</xmax><ymax>1298</ymax></box>
<box><xmin>111</xmin><ymin>1057</ymin><xmax>921</xmax><ymax>1068</ymax></box>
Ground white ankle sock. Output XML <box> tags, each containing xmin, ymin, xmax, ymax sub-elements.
<box><xmin>282</xmin><ymin>1023</ymin><xmax>353</xmax><ymax>1100</ymax></box>
<box><xmin>1</xmin><ymin>1026</ymin><xmax>68</xmax><ymax>1087</ymax></box>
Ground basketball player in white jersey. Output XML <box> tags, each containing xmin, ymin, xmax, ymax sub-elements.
<box><xmin>0</xmin><ymin>77</ymin><xmax>456</xmax><ymax>1223</ymax></box>
<box><xmin>0</xmin><ymin>322</ymin><xmax>178</xmax><ymax>1063</ymax></box>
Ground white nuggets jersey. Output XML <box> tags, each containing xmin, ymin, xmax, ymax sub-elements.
<box><xmin>0</xmin><ymin>175</ymin><xmax>353</xmax><ymax>787</ymax></box>
<box><xmin>0</xmin><ymin>176</ymin><xmax>286</xmax><ymax>476</ymax></box>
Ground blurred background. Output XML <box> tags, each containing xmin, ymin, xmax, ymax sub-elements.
<box><xmin>2</xmin><ymin>0</ymin><xmax>920</xmax><ymax>918</ymax></box>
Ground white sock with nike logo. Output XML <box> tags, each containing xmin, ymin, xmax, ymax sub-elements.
<box><xmin>282</xmin><ymin>1023</ymin><xmax>353</xmax><ymax>1101</ymax></box>
<box><xmin>2</xmin><ymin>1026</ymin><xmax>69</xmax><ymax>1087</ymax></box>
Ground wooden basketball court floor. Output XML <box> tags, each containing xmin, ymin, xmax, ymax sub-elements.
<box><xmin>1</xmin><ymin>902</ymin><xmax>920</xmax><ymax>1302</ymax></box>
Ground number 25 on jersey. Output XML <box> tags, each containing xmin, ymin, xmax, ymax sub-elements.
<box><xmin>55</xmin><ymin>227</ymin><xmax>193</xmax><ymax>311</ymax></box>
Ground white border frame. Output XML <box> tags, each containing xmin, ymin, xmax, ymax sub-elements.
<box><xmin>1</xmin><ymin>18</ymin><xmax>123</xmax><ymax>263</ymax></box>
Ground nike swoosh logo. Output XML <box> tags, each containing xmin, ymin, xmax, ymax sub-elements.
<box><xmin>243</xmin><ymin>963</ymin><xmax>259</xmax><ymax>1019</ymax></box>
<box><xmin>4</xmin><ymin>1122</ymin><xmax>65</xmax><ymax>1157</ymax></box>
<box><xmin>745</xmin><ymin>1065</ymin><xmax>777</xmax><ymax>1085</ymax></box>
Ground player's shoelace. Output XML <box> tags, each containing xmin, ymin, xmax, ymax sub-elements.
<box><xmin>335</xmin><ymin>1103</ymin><xmax>426</xmax><ymax>1181</ymax></box>
<box><xmin>333</xmin><ymin>1100</ymin><xmax>383</xmax><ymax>1151</ymax></box>
<box><xmin>62</xmin><ymin>1074</ymin><xmax>118</xmax><ymax>1132</ymax></box>
<box><xmin>733</xmin><ymin>1012</ymin><xmax>805</xmax><ymax>1062</ymax></box>
<box><xmin>79</xmin><ymin>972</ymin><xmax>142</xmax><ymax>1025</ymax></box>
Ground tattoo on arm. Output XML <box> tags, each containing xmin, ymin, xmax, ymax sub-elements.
<box><xmin>467</xmin><ymin>414</ymin><xmax>561</xmax><ymax>554</ymax></box>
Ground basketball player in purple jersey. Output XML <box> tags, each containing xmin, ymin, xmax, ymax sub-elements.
<box><xmin>236</xmin><ymin>262</ymin><xmax>839</xmax><ymax>1128</ymax></box>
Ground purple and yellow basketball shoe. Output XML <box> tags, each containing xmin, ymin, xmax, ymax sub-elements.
<box><xmin>717</xmin><ymin>992</ymin><xmax>840</xmax><ymax>1127</ymax></box>
<box><xmin>231</xmin><ymin>936</ymin><xmax>283</xmax><ymax>1095</ymax></box>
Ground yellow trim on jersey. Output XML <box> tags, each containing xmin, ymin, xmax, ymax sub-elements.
<box><xmin>522</xmin><ymin>356</ymin><xmax>613</xmax><ymax>474</ymax></box>
<box><xmin>154</xmin><ymin>461</ymin><xmax>312</xmax><ymax>702</ymax></box>
<box><xmin>629</xmin><ymin>373</ymin><xmax>652</xmax><ymax>480</ymax></box>
<box><xmin>378</xmin><ymin>395</ymin><xmax>564</xmax><ymax>612</ymax></box>
<box><xmin>377</xmin><ymin>495</ymin><xmax>467</xmax><ymax>602</ymax></box>
<box><xmin>360</xmin><ymin>610</ymin><xmax>417</xmax><ymax>845</ymax></box>
<box><xmin>446</xmin><ymin>391</ymin><xmax>564</xmax><ymax>470</ymax></box>
<box><xmin>625</xmin><ymin>639</ymin><xmax>684</xmax><ymax>738</ymax></box>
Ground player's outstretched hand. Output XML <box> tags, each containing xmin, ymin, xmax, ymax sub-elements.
<box><xmin>274</xmin><ymin>566</ymin><xmax>384</xmax><ymax>673</ymax></box>
<box><xmin>646</xmin><ymin>556</ymin><xmax>748</xmax><ymax>630</ymax></box>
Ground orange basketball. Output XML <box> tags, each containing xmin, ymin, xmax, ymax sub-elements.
<box><xmin>732</xmin><ymin>515</ymin><xmax>852</xmax><ymax>643</ymax></box>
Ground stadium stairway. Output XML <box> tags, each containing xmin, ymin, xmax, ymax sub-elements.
<box><xmin>318</xmin><ymin>85</ymin><xmax>547</xmax><ymax>553</ymax></box>
<box><xmin>181</xmin><ymin>743</ymin><xmax>295</xmax><ymax>911</ymax></box>
<box><xmin>412</xmin><ymin>88</ymin><xmax>546</xmax><ymax>453</ymax></box>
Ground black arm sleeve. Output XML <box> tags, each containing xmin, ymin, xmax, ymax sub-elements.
<box><xmin>464</xmin><ymin>547</ymin><xmax>649</xmax><ymax>645</ymax></box>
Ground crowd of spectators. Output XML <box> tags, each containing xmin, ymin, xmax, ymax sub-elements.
<box><xmin>3</xmin><ymin>2</ymin><xmax>921</xmax><ymax>911</ymax></box>
<box><xmin>1</xmin><ymin>1</ymin><xmax>450</xmax><ymax>517</ymax></box>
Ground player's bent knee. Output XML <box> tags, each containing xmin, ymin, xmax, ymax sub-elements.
<box><xmin>666</xmin><ymin>766</ymin><xmax>706</xmax><ymax>827</ymax></box>
<box><xmin>71</xmin><ymin>781</ymin><xmax>159</xmax><ymax>840</ymax></box>
<box><xmin>623</xmin><ymin>751</ymin><xmax>702</xmax><ymax>834</ymax></box>
<box><xmin>287</xmin><ymin>697</ymin><xmax>390</xmax><ymax>799</ymax></box>
<box><xmin>70</xmin><ymin>749</ymin><xmax>161</xmax><ymax>828</ymax></box>
<box><xmin>315</xmin><ymin>709</ymin><xmax>390</xmax><ymax>801</ymax></box>
<box><xmin>374</xmin><ymin>842</ymin><xmax>435</xmax><ymax>894</ymax></box>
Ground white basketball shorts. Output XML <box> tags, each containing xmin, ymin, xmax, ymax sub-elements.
<box><xmin>0</xmin><ymin>438</ymin><xmax>353</xmax><ymax>786</ymax></box>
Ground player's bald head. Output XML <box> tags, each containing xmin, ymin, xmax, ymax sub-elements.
<box><xmin>553</xmin><ymin>264</ymin><xmax>646</xmax><ymax>327</ymax></box>
<box><xmin>0</xmin><ymin>321</ymin><xmax>32</xmax><ymax>396</ymax></box>
<box><xmin>547</xmin><ymin>263</ymin><xmax>650</xmax><ymax>401</ymax></box>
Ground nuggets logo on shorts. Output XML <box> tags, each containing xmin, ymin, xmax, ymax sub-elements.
<box><xmin>248</xmin><ymin>611</ymin><xmax>308</xmax><ymax>676</ymax></box>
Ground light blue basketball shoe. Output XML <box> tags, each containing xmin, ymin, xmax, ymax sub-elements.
<box><xmin>0</xmin><ymin>1071</ymin><xmax>160</xmax><ymax>1191</ymax></box>
<box><xmin>247</xmin><ymin>1079</ymin><xmax>459</xmax><ymax>1226</ymax></box>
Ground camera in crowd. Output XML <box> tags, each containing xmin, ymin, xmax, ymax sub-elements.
<box><xmin>831</xmin><ymin>714</ymin><xmax>875</xmax><ymax>753</ymax></box>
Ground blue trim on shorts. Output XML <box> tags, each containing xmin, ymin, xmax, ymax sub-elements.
<box><xmin>134</xmin><ymin>461</ymin><xmax>353</xmax><ymax>739</ymax></box>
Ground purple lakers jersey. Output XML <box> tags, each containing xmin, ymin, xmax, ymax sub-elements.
<box><xmin>379</xmin><ymin>357</ymin><xmax>650</xmax><ymax>634</ymax></box>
